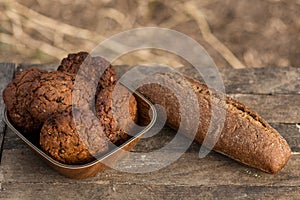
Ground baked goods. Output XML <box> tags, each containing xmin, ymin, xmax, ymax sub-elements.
<box><xmin>58</xmin><ymin>52</ymin><xmax>89</xmax><ymax>74</ymax></box>
<box><xmin>40</xmin><ymin>108</ymin><xmax>109</xmax><ymax>164</ymax></box>
<box><xmin>3</xmin><ymin>68</ymin><xmax>47</xmax><ymax>134</ymax></box>
<box><xmin>2</xmin><ymin>51</ymin><xmax>291</xmax><ymax>172</ymax></box>
<box><xmin>3</xmin><ymin>60</ymin><xmax>114</xmax><ymax>135</ymax></box>
<box><xmin>29</xmin><ymin>71</ymin><xmax>75</xmax><ymax>130</ymax></box>
<box><xmin>2</xmin><ymin>52</ymin><xmax>139</xmax><ymax>166</ymax></box>
<box><xmin>137</xmin><ymin>72</ymin><xmax>291</xmax><ymax>173</ymax></box>
<box><xmin>39</xmin><ymin>83</ymin><xmax>138</xmax><ymax>164</ymax></box>
<box><xmin>95</xmin><ymin>84</ymin><xmax>138</xmax><ymax>144</ymax></box>
<box><xmin>57</xmin><ymin>52</ymin><xmax>116</xmax><ymax>91</ymax></box>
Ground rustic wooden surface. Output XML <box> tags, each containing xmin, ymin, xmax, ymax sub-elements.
<box><xmin>0</xmin><ymin>63</ymin><xmax>15</xmax><ymax>166</ymax></box>
<box><xmin>0</xmin><ymin>63</ymin><xmax>300</xmax><ymax>199</ymax></box>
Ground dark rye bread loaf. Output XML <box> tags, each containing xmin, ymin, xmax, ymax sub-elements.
<box><xmin>137</xmin><ymin>72</ymin><xmax>291</xmax><ymax>174</ymax></box>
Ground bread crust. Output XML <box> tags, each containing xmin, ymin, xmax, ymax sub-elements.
<box><xmin>137</xmin><ymin>72</ymin><xmax>291</xmax><ymax>173</ymax></box>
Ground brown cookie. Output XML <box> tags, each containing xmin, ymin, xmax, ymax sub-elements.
<box><xmin>40</xmin><ymin>108</ymin><xmax>109</xmax><ymax>164</ymax></box>
<box><xmin>58</xmin><ymin>52</ymin><xmax>89</xmax><ymax>74</ymax></box>
<box><xmin>3</xmin><ymin>68</ymin><xmax>47</xmax><ymax>134</ymax></box>
<box><xmin>29</xmin><ymin>71</ymin><xmax>75</xmax><ymax>129</ymax></box>
<box><xmin>95</xmin><ymin>84</ymin><xmax>138</xmax><ymax>144</ymax></box>
<box><xmin>57</xmin><ymin>52</ymin><xmax>116</xmax><ymax>91</ymax></box>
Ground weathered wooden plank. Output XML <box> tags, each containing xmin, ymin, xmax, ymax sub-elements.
<box><xmin>0</xmin><ymin>63</ymin><xmax>15</xmax><ymax>191</ymax></box>
<box><xmin>230</xmin><ymin>94</ymin><xmax>300</xmax><ymax>123</ymax></box>
<box><xmin>271</xmin><ymin>123</ymin><xmax>300</xmax><ymax>152</ymax></box>
<box><xmin>1</xmin><ymin>147</ymin><xmax>300</xmax><ymax>187</ymax></box>
<box><xmin>17</xmin><ymin>63</ymin><xmax>58</xmax><ymax>72</ymax></box>
<box><xmin>178</xmin><ymin>66</ymin><xmax>300</xmax><ymax>94</ymax></box>
<box><xmin>0</xmin><ymin>63</ymin><xmax>15</xmax><ymax>162</ymax></box>
<box><xmin>1</xmin><ymin>183</ymin><xmax>300</xmax><ymax>200</ymax></box>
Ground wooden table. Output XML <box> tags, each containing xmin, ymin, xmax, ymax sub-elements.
<box><xmin>0</xmin><ymin>63</ymin><xmax>299</xmax><ymax>199</ymax></box>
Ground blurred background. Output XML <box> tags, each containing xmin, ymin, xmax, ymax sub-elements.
<box><xmin>0</xmin><ymin>0</ymin><xmax>299</xmax><ymax>68</ymax></box>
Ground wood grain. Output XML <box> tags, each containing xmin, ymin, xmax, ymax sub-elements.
<box><xmin>2</xmin><ymin>147</ymin><xmax>300</xmax><ymax>187</ymax></box>
<box><xmin>178</xmin><ymin>66</ymin><xmax>300</xmax><ymax>94</ymax></box>
<box><xmin>0</xmin><ymin>63</ymin><xmax>15</xmax><ymax>163</ymax></box>
<box><xmin>17</xmin><ymin>63</ymin><xmax>58</xmax><ymax>72</ymax></box>
<box><xmin>230</xmin><ymin>94</ymin><xmax>300</xmax><ymax>123</ymax></box>
<box><xmin>1</xmin><ymin>183</ymin><xmax>300</xmax><ymax>200</ymax></box>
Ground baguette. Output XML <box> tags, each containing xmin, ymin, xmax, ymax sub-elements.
<box><xmin>137</xmin><ymin>72</ymin><xmax>291</xmax><ymax>173</ymax></box>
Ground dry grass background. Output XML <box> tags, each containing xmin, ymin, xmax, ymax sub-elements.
<box><xmin>0</xmin><ymin>0</ymin><xmax>299</xmax><ymax>68</ymax></box>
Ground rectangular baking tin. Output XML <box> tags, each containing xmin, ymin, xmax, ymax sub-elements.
<box><xmin>4</xmin><ymin>89</ymin><xmax>157</xmax><ymax>179</ymax></box>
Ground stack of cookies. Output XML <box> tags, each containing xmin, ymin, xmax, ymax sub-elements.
<box><xmin>3</xmin><ymin>52</ymin><xmax>138</xmax><ymax>165</ymax></box>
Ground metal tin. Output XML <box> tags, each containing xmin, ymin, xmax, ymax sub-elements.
<box><xmin>3</xmin><ymin>90</ymin><xmax>157</xmax><ymax>179</ymax></box>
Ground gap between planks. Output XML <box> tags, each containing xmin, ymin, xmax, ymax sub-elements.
<box><xmin>0</xmin><ymin>63</ymin><xmax>15</xmax><ymax>165</ymax></box>
<box><xmin>1</xmin><ymin>183</ymin><xmax>300</xmax><ymax>200</ymax></box>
